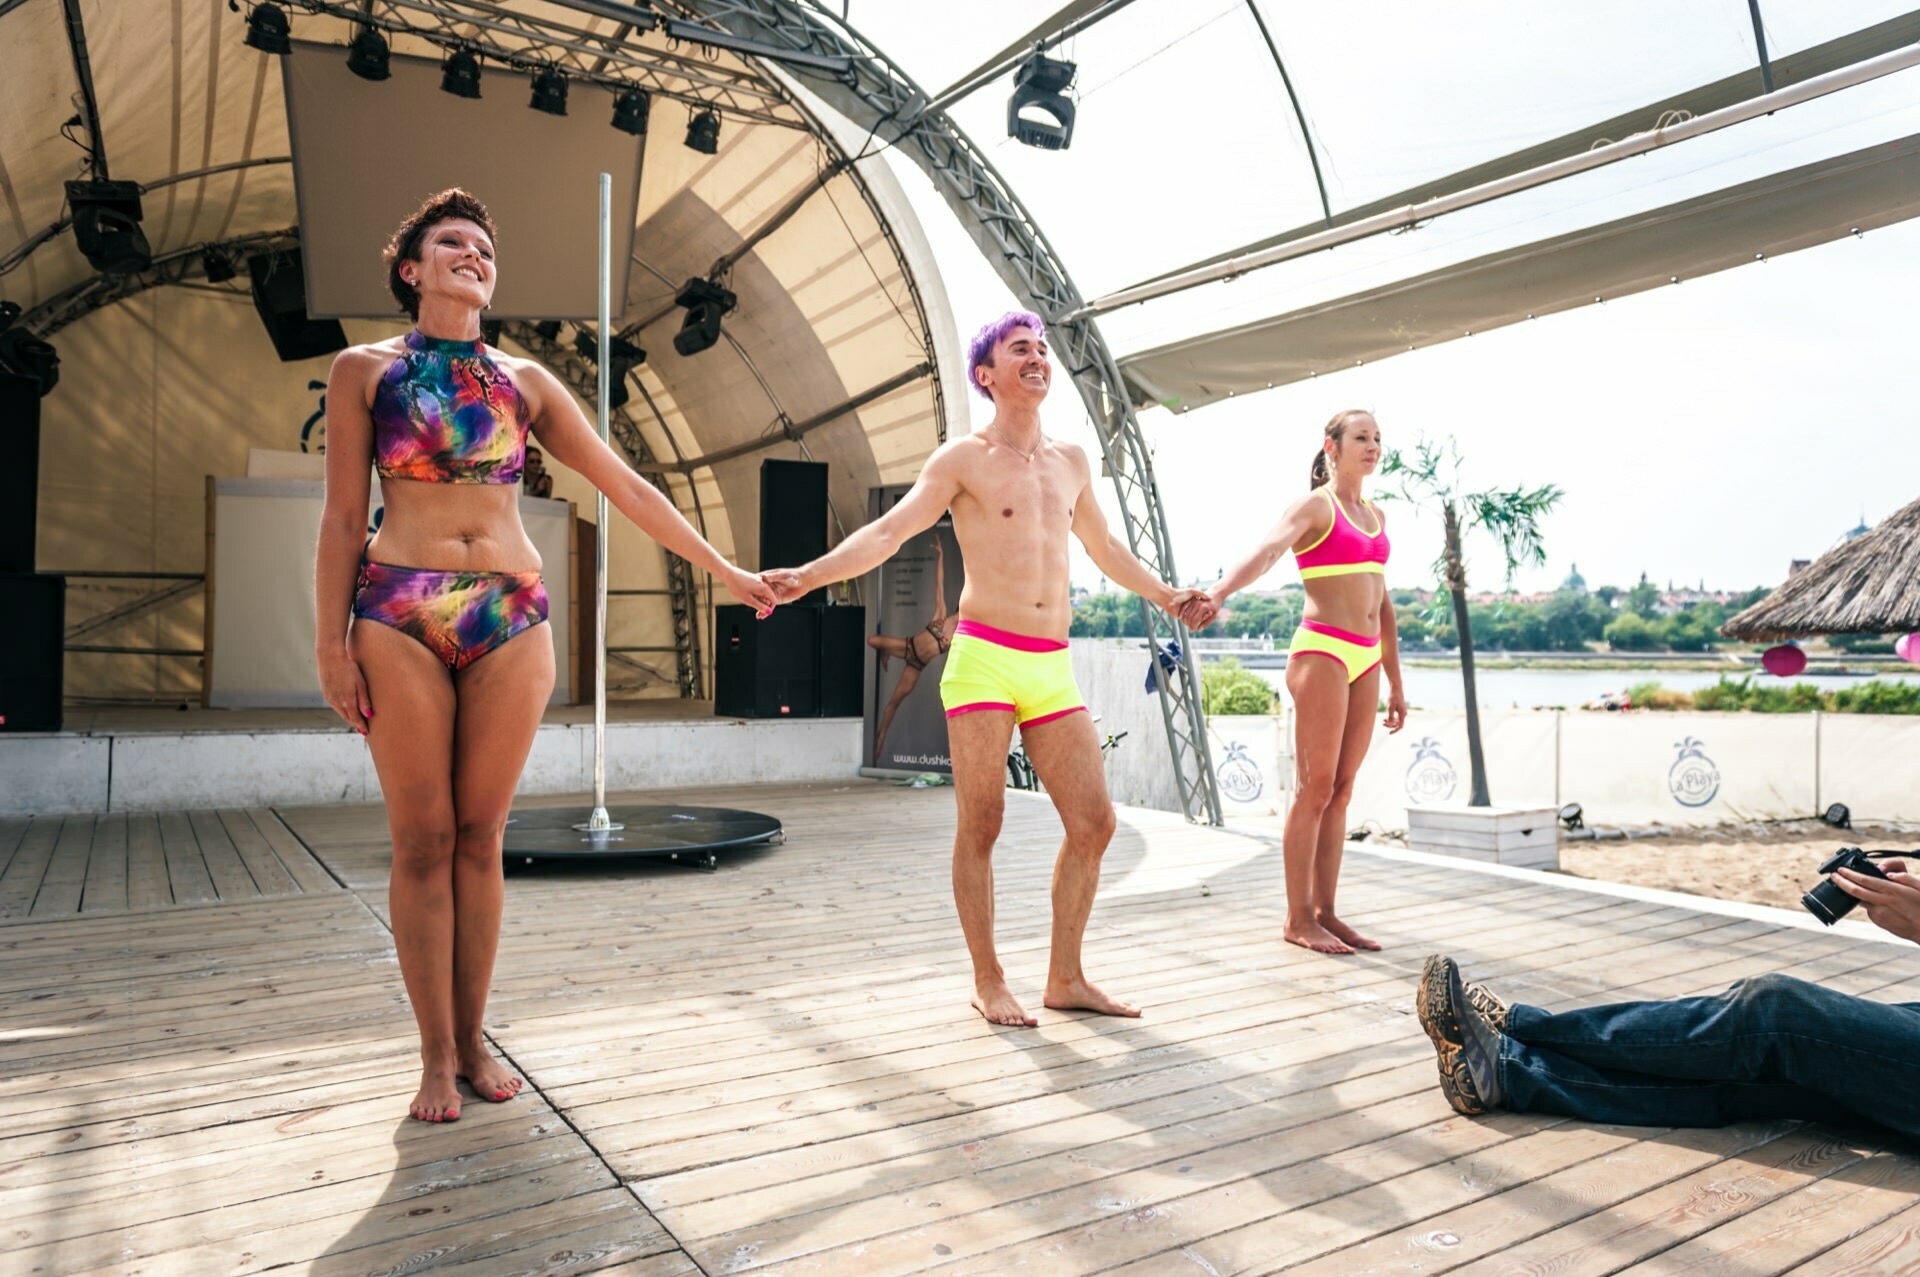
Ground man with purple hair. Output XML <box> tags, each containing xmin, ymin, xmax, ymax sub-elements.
<box><xmin>764</xmin><ymin>311</ymin><xmax>1199</xmax><ymax>1026</ymax></box>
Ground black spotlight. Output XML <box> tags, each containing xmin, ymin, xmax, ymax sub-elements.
<box><xmin>1822</xmin><ymin>802</ymin><xmax>1853</xmax><ymax>830</ymax></box>
<box><xmin>0</xmin><ymin>306</ymin><xmax>59</xmax><ymax>397</ymax></box>
<box><xmin>1007</xmin><ymin>50</ymin><xmax>1077</xmax><ymax>150</ymax></box>
<box><xmin>685</xmin><ymin>108</ymin><xmax>721</xmax><ymax>155</ymax></box>
<box><xmin>612</xmin><ymin>88</ymin><xmax>650</xmax><ymax>136</ymax></box>
<box><xmin>532</xmin><ymin>320</ymin><xmax>561</xmax><ymax>342</ymax></box>
<box><xmin>573</xmin><ymin>329</ymin><xmax>646</xmax><ymax>409</ymax></box>
<box><xmin>1558</xmin><ymin>802</ymin><xmax>1584</xmax><ymax>831</ymax></box>
<box><xmin>201</xmin><ymin>248</ymin><xmax>237</xmax><ymax>283</ymax></box>
<box><xmin>244</xmin><ymin>3</ymin><xmax>292</xmax><ymax>55</ymax></box>
<box><xmin>65</xmin><ymin>180</ymin><xmax>151</xmax><ymax>274</ymax></box>
<box><xmin>346</xmin><ymin>27</ymin><xmax>391</xmax><ymax>81</ymax></box>
<box><xmin>530</xmin><ymin>68</ymin><xmax>568</xmax><ymax>116</ymax></box>
<box><xmin>441</xmin><ymin>49</ymin><xmax>482</xmax><ymax>99</ymax></box>
<box><xmin>673</xmin><ymin>278</ymin><xmax>736</xmax><ymax>357</ymax></box>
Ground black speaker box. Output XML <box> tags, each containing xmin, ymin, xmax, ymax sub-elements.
<box><xmin>247</xmin><ymin>249</ymin><xmax>348</xmax><ymax>363</ymax></box>
<box><xmin>0</xmin><ymin>375</ymin><xmax>39</xmax><ymax>573</ymax></box>
<box><xmin>759</xmin><ymin>459</ymin><xmax>828</xmax><ymax>605</ymax></box>
<box><xmin>0</xmin><ymin>574</ymin><xmax>63</xmax><ymax>732</ymax></box>
<box><xmin>715</xmin><ymin>605</ymin><xmax>819</xmax><ymax>718</ymax></box>
<box><xmin>818</xmin><ymin>606</ymin><xmax>866</xmax><ymax>718</ymax></box>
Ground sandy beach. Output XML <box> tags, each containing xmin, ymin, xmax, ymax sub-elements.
<box><xmin>1559</xmin><ymin>818</ymin><xmax>1920</xmax><ymax>912</ymax></box>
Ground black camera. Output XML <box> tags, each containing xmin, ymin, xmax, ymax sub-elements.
<box><xmin>1802</xmin><ymin>848</ymin><xmax>1893</xmax><ymax>926</ymax></box>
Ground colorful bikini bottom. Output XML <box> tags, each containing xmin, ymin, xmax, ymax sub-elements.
<box><xmin>938</xmin><ymin>619</ymin><xmax>1086</xmax><ymax>729</ymax></box>
<box><xmin>1287</xmin><ymin>618</ymin><xmax>1382</xmax><ymax>685</ymax></box>
<box><xmin>352</xmin><ymin>559</ymin><xmax>548</xmax><ymax>673</ymax></box>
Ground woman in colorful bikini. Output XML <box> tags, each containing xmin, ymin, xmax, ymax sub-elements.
<box><xmin>1191</xmin><ymin>410</ymin><xmax>1408</xmax><ymax>954</ymax></box>
<box><xmin>315</xmin><ymin>190</ymin><xmax>776</xmax><ymax>1122</ymax></box>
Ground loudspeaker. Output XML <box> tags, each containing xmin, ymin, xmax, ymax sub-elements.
<box><xmin>0</xmin><ymin>574</ymin><xmax>63</xmax><ymax>732</ymax></box>
<box><xmin>0</xmin><ymin>375</ymin><xmax>39</xmax><ymax>573</ymax></box>
<box><xmin>715</xmin><ymin>605</ymin><xmax>819</xmax><ymax>718</ymax></box>
<box><xmin>818</xmin><ymin>606</ymin><xmax>866</xmax><ymax>718</ymax></box>
<box><xmin>247</xmin><ymin>249</ymin><xmax>348</xmax><ymax>363</ymax></box>
<box><xmin>759</xmin><ymin>459</ymin><xmax>827</xmax><ymax>605</ymax></box>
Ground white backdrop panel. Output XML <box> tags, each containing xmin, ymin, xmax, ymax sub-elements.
<box><xmin>1558</xmin><ymin>711</ymin><xmax>1815</xmax><ymax>825</ymax></box>
<box><xmin>1345</xmin><ymin>709</ymin><xmax>1559</xmax><ymax>831</ymax></box>
<box><xmin>1818</xmin><ymin>714</ymin><xmax>1920</xmax><ymax>823</ymax></box>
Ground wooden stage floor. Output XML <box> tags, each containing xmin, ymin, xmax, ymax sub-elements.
<box><xmin>6</xmin><ymin>780</ymin><xmax>1919</xmax><ymax>1275</ymax></box>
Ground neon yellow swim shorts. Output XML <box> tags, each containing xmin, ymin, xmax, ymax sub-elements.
<box><xmin>939</xmin><ymin>619</ymin><xmax>1087</xmax><ymax>728</ymax></box>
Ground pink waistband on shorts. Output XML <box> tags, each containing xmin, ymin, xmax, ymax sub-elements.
<box><xmin>1301</xmin><ymin>617</ymin><xmax>1380</xmax><ymax>647</ymax></box>
<box><xmin>954</xmin><ymin>618</ymin><xmax>1068</xmax><ymax>653</ymax></box>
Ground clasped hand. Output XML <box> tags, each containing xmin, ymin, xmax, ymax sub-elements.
<box><xmin>1173</xmin><ymin>589</ymin><xmax>1221</xmax><ymax>631</ymax></box>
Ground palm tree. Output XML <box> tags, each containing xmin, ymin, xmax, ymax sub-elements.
<box><xmin>1379</xmin><ymin>439</ymin><xmax>1562</xmax><ymax>807</ymax></box>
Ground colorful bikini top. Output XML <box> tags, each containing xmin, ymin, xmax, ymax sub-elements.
<box><xmin>373</xmin><ymin>330</ymin><xmax>528</xmax><ymax>484</ymax></box>
<box><xmin>1294</xmin><ymin>487</ymin><xmax>1390</xmax><ymax>580</ymax></box>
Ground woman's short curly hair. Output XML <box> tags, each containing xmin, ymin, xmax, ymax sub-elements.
<box><xmin>382</xmin><ymin>188</ymin><xmax>497</xmax><ymax>319</ymax></box>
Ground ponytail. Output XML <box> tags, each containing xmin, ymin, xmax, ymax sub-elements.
<box><xmin>1309</xmin><ymin>450</ymin><xmax>1329</xmax><ymax>490</ymax></box>
<box><xmin>1312</xmin><ymin>408</ymin><xmax>1372</xmax><ymax>490</ymax></box>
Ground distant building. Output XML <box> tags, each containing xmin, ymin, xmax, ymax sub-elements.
<box><xmin>1560</xmin><ymin>563</ymin><xmax>1587</xmax><ymax>594</ymax></box>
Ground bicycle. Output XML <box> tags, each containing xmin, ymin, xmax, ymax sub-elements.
<box><xmin>1007</xmin><ymin>724</ymin><xmax>1127</xmax><ymax>792</ymax></box>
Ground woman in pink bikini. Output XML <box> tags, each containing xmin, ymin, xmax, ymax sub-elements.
<box><xmin>1189</xmin><ymin>410</ymin><xmax>1408</xmax><ymax>954</ymax></box>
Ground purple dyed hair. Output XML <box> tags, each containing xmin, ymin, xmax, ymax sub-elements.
<box><xmin>966</xmin><ymin>310</ymin><xmax>1046</xmax><ymax>400</ymax></box>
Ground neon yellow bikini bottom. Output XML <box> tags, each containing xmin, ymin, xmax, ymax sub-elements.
<box><xmin>938</xmin><ymin>619</ymin><xmax>1087</xmax><ymax>728</ymax></box>
<box><xmin>1288</xmin><ymin>618</ymin><xmax>1383</xmax><ymax>685</ymax></box>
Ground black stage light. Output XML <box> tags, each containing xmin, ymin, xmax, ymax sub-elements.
<box><xmin>573</xmin><ymin>329</ymin><xmax>646</xmax><ymax>408</ymax></box>
<box><xmin>611</xmin><ymin>88</ymin><xmax>650</xmax><ymax>136</ymax></box>
<box><xmin>672</xmin><ymin>278</ymin><xmax>735</xmax><ymax>357</ymax></box>
<box><xmin>530</xmin><ymin>68</ymin><xmax>568</xmax><ymax>116</ymax></box>
<box><xmin>346</xmin><ymin>27</ymin><xmax>391</xmax><ymax>81</ymax></box>
<box><xmin>441</xmin><ymin>49</ymin><xmax>482</xmax><ymax>99</ymax></box>
<box><xmin>533</xmin><ymin>320</ymin><xmax>561</xmax><ymax>341</ymax></box>
<box><xmin>685</xmin><ymin>108</ymin><xmax>721</xmax><ymax>155</ymax></box>
<box><xmin>1007</xmin><ymin>50</ymin><xmax>1077</xmax><ymax>150</ymax></box>
<box><xmin>244</xmin><ymin>3</ymin><xmax>292</xmax><ymax>55</ymax></box>
<box><xmin>1558</xmin><ymin>802</ymin><xmax>1584</xmax><ymax>831</ymax></box>
<box><xmin>0</xmin><ymin>306</ymin><xmax>59</xmax><ymax>397</ymax></box>
<box><xmin>1822</xmin><ymin>802</ymin><xmax>1853</xmax><ymax>830</ymax></box>
<box><xmin>65</xmin><ymin>180</ymin><xmax>151</xmax><ymax>274</ymax></box>
<box><xmin>201</xmin><ymin>248</ymin><xmax>237</xmax><ymax>283</ymax></box>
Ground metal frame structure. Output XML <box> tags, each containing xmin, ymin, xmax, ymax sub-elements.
<box><xmin>679</xmin><ymin>0</ymin><xmax>1222</xmax><ymax>823</ymax></box>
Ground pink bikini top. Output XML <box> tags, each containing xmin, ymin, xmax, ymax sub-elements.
<box><xmin>1294</xmin><ymin>487</ymin><xmax>1390</xmax><ymax>580</ymax></box>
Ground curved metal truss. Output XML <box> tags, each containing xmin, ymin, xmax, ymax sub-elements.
<box><xmin>681</xmin><ymin>0</ymin><xmax>1222</xmax><ymax>823</ymax></box>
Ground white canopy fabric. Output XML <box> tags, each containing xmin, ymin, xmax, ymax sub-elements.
<box><xmin>2</xmin><ymin>1</ymin><xmax>959</xmax><ymax>701</ymax></box>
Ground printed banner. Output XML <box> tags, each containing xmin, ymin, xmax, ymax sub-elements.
<box><xmin>863</xmin><ymin>486</ymin><xmax>965</xmax><ymax>774</ymax></box>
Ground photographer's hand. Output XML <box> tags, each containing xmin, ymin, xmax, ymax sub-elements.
<box><xmin>1834</xmin><ymin>859</ymin><xmax>1920</xmax><ymax>945</ymax></box>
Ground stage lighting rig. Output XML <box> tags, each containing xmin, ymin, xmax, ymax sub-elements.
<box><xmin>201</xmin><ymin>248</ymin><xmax>237</xmax><ymax>283</ymax></box>
<box><xmin>346</xmin><ymin>27</ymin><xmax>391</xmax><ymax>81</ymax></box>
<box><xmin>441</xmin><ymin>49</ymin><xmax>482</xmax><ymax>99</ymax></box>
<box><xmin>672</xmin><ymin>278</ymin><xmax>735</xmax><ymax>358</ymax></box>
<box><xmin>573</xmin><ymin>329</ymin><xmax>646</xmax><ymax>408</ymax></box>
<box><xmin>0</xmin><ymin>304</ymin><xmax>59</xmax><ymax>397</ymax></box>
<box><xmin>530</xmin><ymin>69</ymin><xmax>569</xmax><ymax>116</ymax></box>
<box><xmin>684</xmin><ymin>107</ymin><xmax>721</xmax><ymax>155</ymax></box>
<box><xmin>1007</xmin><ymin>50</ymin><xmax>1077</xmax><ymax>150</ymax></box>
<box><xmin>659</xmin><ymin>17</ymin><xmax>853</xmax><ymax>75</ymax></box>
<box><xmin>611</xmin><ymin>89</ymin><xmax>650</xmax><ymax>136</ymax></box>
<box><xmin>65</xmin><ymin>180</ymin><xmax>151</xmax><ymax>275</ymax></box>
<box><xmin>243</xmin><ymin>3</ymin><xmax>292</xmax><ymax>55</ymax></box>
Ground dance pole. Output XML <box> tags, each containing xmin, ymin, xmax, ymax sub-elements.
<box><xmin>576</xmin><ymin>171</ymin><xmax>621</xmax><ymax>835</ymax></box>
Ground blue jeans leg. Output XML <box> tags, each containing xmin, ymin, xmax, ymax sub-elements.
<box><xmin>1497</xmin><ymin>974</ymin><xmax>1920</xmax><ymax>1139</ymax></box>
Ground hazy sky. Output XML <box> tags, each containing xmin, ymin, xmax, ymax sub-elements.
<box><xmin>840</xmin><ymin>2</ymin><xmax>1920</xmax><ymax>595</ymax></box>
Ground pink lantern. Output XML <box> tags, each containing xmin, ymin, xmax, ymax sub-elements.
<box><xmin>1897</xmin><ymin>633</ymin><xmax>1920</xmax><ymax>665</ymax></box>
<box><xmin>1761</xmin><ymin>644</ymin><xmax>1807</xmax><ymax>677</ymax></box>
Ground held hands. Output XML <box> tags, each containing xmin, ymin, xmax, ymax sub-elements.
<box><xmin>758</xmin><ymin>568</ymin><xmax>809</xmax><ymax>608</ymax></box>
<box><xmin>1174</xmin><ymin>589</ymin><xmax>1222</xmax><ymax>631</ymax></box>
<box><xmin>724</xmin><ymin>566</ymin><xmax>780</xmax><ymax>618</ymax></box>
<box><xmin>1834</xmin><ymin>859</ymin><xmax>1920</xmax><ymax>945</ymax></box>
<box><xmin>317</xmin><ymin>647</ymin><xmax>373</xmax><ymax>737</ymax></box>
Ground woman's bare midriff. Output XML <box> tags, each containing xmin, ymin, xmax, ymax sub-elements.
<box><xmin>365</xmin><ymin>479</ymin><xmax>542</xmax><ymax>573</ymax></box>
<box><xmin>1301</xmin><ymin>574</ymin><xmax>1386</xmax><ymax>638</ymax></box>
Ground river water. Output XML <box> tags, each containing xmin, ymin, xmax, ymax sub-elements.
<box><xmin>1250</xmin><ymin>664</ymin><xmax>1920</xmax><ymax>710</ymax></box>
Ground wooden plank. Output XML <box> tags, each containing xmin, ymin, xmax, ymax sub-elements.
<box><xmin>79</xmin><ymin>813</ymin><xmax>128</xmax><ymax>913</ymax></box>
<box><xmin>0</xmin><ymin>818</ymin><xmax>28</xmax><ymax>878</ymax></box>
<box><xmin>248</xmin><ymin>807</ymin><xmax>341</xmax><ymax>893</ymax></box>
<box><xmin>1784</xmin><ymin>1197</ymin><xmax>1920</xmax><ymax>1275</ymax></box>
<box><xmin>27</xmin><ymin>814</ymin><xmax>93</xmax><ymax>916</ymax></box>
<box><xmin>187</xmin><ymin>808</ymin><xmax>258</xmax><ymax>901</ymax></box>
<box><xmin>156</xmin><ymin>810</ymin><xmax>216</xmax><ymax>905</ymax></box>
<box><xmin>124</xmin><ymin>813</ymin><xmax>172</xmax><ymax>911</ymax></box>
<box><xmin>215</xmin><ymin>809</ymin><xmax>297</xmax><ymax>897</ymax></box>
<box><xmin>0</xmin><ymin>817</ymin><xmax>59</xmax><ymax>920</ymax></box>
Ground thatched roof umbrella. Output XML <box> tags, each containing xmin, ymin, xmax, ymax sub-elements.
<box><xmin>1720</xmin><ymin>495</ymin><xmax>1920</xmax><ymax>640</ymax></box>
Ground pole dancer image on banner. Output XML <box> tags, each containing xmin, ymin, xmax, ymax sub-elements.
<box><xmin>865</xmin><ymin>502</ymin><xmax>963</xmax><ymax>772</ymax></box>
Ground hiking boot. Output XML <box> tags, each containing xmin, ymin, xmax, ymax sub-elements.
<box><xmin>1417</xmin><ymin>954</ymin><xmax>1506</xmax><ymax>1115</ymax></box>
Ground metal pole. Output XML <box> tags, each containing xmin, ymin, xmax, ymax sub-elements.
<box><xmin>577</xmin><ymin>172</ymin><xmax>622</xmax><ymax>834</ymax></box>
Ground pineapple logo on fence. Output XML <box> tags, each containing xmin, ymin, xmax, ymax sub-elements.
<box><xmin>1216</xmin><ymin>741</ymin><xmax>1264</xmax><ymax>804</ymax></box>
<box><xmin>1405</xmin><ymin>737</ymin><xmax>1457</xmax><ymax>804</ymax></box>
<box><xmin>1668</xmin><ymin>736</ymin><xmax>1722</xmax><ymax>808</ymax></box>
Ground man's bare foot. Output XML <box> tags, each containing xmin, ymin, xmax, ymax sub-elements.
<box><xmin>456</xmin><ymin>1042</ymin><xmax>524</xmax><ymax>1103</ymax></box>
<box><xmin>1043</xmin><ymin>976</ymin><xmax>1141</xmax><ymax>1018</ymax></box>
<box><xmin>410</xmin><ymin>1059</ymin><xmax>462</xmax><ymax>1123</ymax></box>
<box><xmin>1320</xmin><ymin>914</ymin><xmax>1381</xmax><ymax>951</ymax></box>
<box><xmin>1283</xmin><ymin>919</ymin><xmax>1356</xmax><ymax>955</ymax></box>
<box><xmin>971</xmin><ymin>980</ymin><xmax>1038</xmax><ymax>1027</ymax></box>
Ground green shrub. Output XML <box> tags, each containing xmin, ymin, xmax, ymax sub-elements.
<box><xmin>1203</xmin><ymin>658</ymin><xmax>1278</xmax><ymax>716</ymax></box>
<box><xmin>1604</xmin><ymin>612</ymin><xmax>1660</xmax><ymax>651</ymax></box>
<box><xmin>1625</xmin><ymin>680</ymin><xmax>1694</xmax><ymax>710</ymax></box>
<box><xmin>1833</xmin><ymin>679</ymin><xmax>1920</xmax><ymax>714</ymax></box>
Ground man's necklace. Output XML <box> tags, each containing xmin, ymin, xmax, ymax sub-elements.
<box><xmin>990</xmin><ymin>426</ymin><xmax>1043</xmax><ymax>463</ymax></box>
